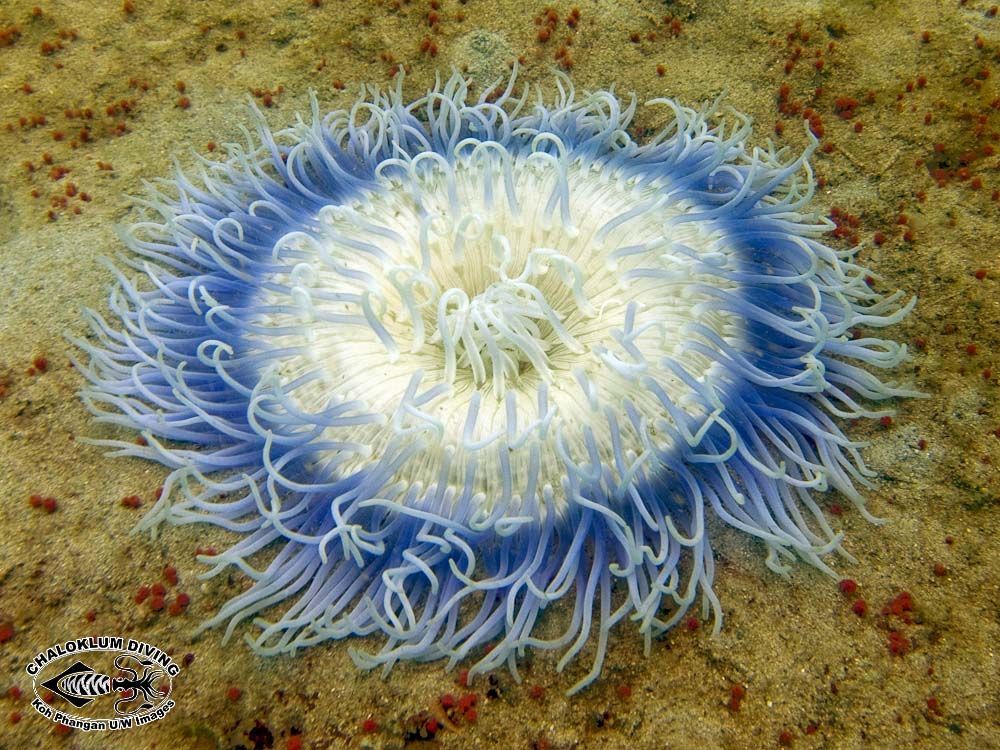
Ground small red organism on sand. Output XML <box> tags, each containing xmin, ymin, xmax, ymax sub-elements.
<box><xmin>728</xmin><ymin>683</ymin><xmax>745</xmax><ymax>711</ymax></box>
<box><xmin>887</xmin><ymin>630</ymin><xmax>910</xmax><ymax>656</ymax></box>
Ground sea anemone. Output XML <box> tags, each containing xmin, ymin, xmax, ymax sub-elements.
<box><xmin>75</xmin><ymin>71</ymin><xmax>918</xmax><ymax>694</ymax></box>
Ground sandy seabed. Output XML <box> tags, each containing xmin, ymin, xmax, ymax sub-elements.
<box><xmin>0</xmin><ymin>0</ymin><xmax>998</xmax><ymax>748</ymax></box>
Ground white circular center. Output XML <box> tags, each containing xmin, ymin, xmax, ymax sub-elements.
<box><xmin>255</xmin><ymin>147</ymin><xmax>742</xmax><ymax>520</ymax></box>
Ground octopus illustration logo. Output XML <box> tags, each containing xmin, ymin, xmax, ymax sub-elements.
<box><xmin>26</xmin><ymin>636</ymin><xmax>179</xmax><ymax>732</ymax></box>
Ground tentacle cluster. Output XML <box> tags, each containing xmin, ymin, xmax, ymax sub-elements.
<box><xmin>74</xmin><ymin>70</ymin><xmax>918</xmax><ymax>694</ymax></box>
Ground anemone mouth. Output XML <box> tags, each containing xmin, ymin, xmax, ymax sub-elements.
<box><xmin>74</xmin><ymin>71</ymin><xmax>920</xmax><ymax>694</ymax></box>
<box><xmin>257</xmin><ymin>151</ymin><xmax>741</xmax><ymax>521</ymax></box>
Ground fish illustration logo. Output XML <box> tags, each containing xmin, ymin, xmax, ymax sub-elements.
<box><xmin>25</xmin><ymin>636</ymin><xmax>179</xmax><ymax>732</ymax></box>
<box><xmin>40</xmin><ymin>654</ymin><xmax>167</xmax><ymax>714</ymax></box>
